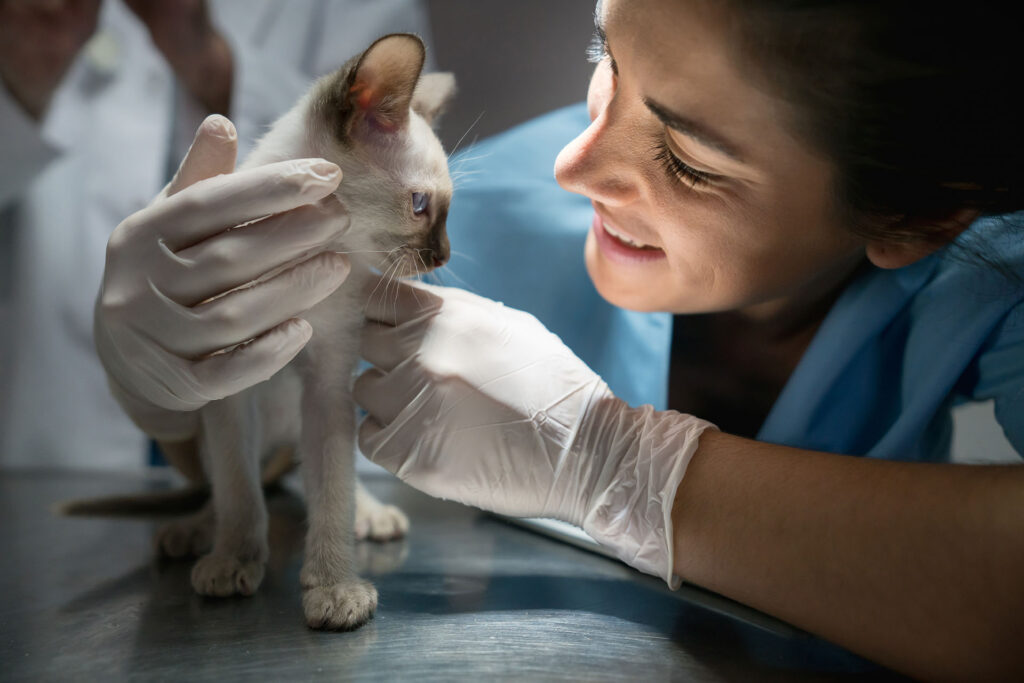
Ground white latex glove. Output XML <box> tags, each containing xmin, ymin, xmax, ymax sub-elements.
<box><xmin>354</xmin><ymin>280</ymin><xmax>716</xmax><ymax>587</ymax></box>
<box><xmin>94</xmin><ymin>114</ymin><xmax>351</xmax><ymax>440</ymax></box>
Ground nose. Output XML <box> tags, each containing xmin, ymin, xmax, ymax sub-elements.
<box><xmin>554</xmin><ymin>67</ymin><xmax>641</xmax><ymax>207</ymax></box>
<box><xmin>426</xmin><ymin>221</ymin><xmax>450</xmax><ymax>268</ymax></box>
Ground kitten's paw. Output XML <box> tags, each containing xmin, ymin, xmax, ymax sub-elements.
<box><xmin>302</xmin><ymin>580</ymin><xmax>378</xmax><ymax>630</ymax></box>
<box><xmin>155</xmin><ymin>515</ymin><xmax>214</xmax><ymax>558</ymax></box>
<box><xmin>191</xmin><ymin>553</ymin><xmax>265</xmax><ymax>597</ymax></box>
<box><xmin>355</xmin><ymin>500</ymin><xmax>409</xmax><ymax>542</ymax></box>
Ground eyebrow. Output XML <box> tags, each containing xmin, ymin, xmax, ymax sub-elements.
<box><xmin>644</xmin><ymin>98</ymin><xmax>747</xmax><ymax>163</ymax></box>
<box><xmin>595</xmin><ymin>8</ymin><xmax>747</xmax><ymax>164</ymax></box>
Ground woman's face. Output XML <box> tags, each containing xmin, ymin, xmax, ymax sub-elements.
<box><xmin>554</xmin><ymin>0</ymin><xmax>865</xmax><ymax>315</ymax></box>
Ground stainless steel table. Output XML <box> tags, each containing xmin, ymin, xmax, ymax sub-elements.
<box><xmin>0</xmin><ymin>469</ymin><xmax>902</xmax><ymax>681</ymax></box>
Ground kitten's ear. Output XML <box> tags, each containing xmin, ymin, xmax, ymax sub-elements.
<box><xmin>412</xmin><ymin>73</ymin><xmax>457</xmax><ymax>126</ymax></box>
<box><xmin>349</xmin><ymin>33</ymin><xmax>426</xmax><ymax>132</ymax></box>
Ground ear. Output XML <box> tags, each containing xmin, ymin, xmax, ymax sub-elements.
<box><xmin>348</xmin><ymin>33</ymin><xmax>426</xmax><ymax>133</ymax></box>
<box><xmin>412</xmin><ymin>72</ymin><xmax>457</xmax><ymax>126</ymax></box>
<box><xmin>865</xmin><ymin>208</ymin><xmax>978</xmax><ymax>269</ymax></box>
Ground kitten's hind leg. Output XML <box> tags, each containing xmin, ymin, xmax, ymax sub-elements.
<box><xmin>299</xmin><ymin>385</ymin><xmax>377</xmax><ymax>630</ymax></box>
<box><xmin>355</xmin><ymin>479</ymin><xmax>409</xmax><ymax>542</ymax></box>
<box><xmin>155</xmin><ymin>501</ymin><xmax>215</xmax><ymax>558</ymax></box>
<box><xmin>190</xmin><ymin>397</ymin><xmax>269</xmax><ymax>597</ymax></box>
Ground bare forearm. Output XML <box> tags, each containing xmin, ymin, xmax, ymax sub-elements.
<box><xmin>123</xmin><ymin>0</ymin><xmax>233</xmax><ymax>115</ymax></box>
<box><xmin>164</xmin><ymin>31</ymin><xmax>233</xmax><ymax>116</ymax></box>
<box><xmin>672</xmin><ymin>430</ymin><xmax>1024</xmax><ymax>680</ymax></box>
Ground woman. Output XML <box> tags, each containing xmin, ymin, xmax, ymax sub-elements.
<box><xmin>356</xmin><ymin>1</ymin><xmax>1024</xmax><ymax>678</ymax></box>
<box><xmin>95</xmin><ymin>0</ymin><xmax>1023</xmax><ymax>678</ymax></box>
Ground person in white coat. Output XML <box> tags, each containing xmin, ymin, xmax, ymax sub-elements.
<box><xmin>0</xmin><ymin>0</ymin><xmax>433</xmax><ymax>469</ymax></box>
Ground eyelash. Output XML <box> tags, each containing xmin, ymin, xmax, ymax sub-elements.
<box><xmin>586</xmin><ymin>29</ymin><xmax>618</xmax><ymax>75</ymax></box>
<box><xmin>653</xmin><ymin>141</ymin><xmax>717</xmax><ymax>189</ymax></box>
<box><xmin>589</xmin><ymin>26</ymin><xmax>716</xmax><ymax>191</ymax></box>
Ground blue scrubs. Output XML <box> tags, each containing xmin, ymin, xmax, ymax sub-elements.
<box><xmin>443</xmin><ymin>103</ymin><xmax>1024</xmax><ymax>462</ymax></box>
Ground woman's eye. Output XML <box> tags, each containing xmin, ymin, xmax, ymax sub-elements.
<box><xmin>412</xmin><ymin>192</ymin><xmax>429</xmax><ymax>216</ymax></box>
<box><xmin>653</xmin><ymin>141</ymin><xmax>720</xmax><ymax>190</ymax></box>
<box><xmin>586</xmin><ymin>27</ymin><xmax>618</xmax><ymax>76</ymax></box>
<box><xmin>586</xmin><ymin>31</ymin><xmax>608</xmax><ymax>64</ymax></box>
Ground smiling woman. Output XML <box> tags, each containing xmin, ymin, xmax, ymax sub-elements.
<box><xmin>351</xmin><ymin>0</ymin><xmax>1024</xmax><ymax>677</ymax></box>
<box><xmin>556</xmin><ymin>0</ymin><xmax>866</xmax><ymax>318</ymax></box>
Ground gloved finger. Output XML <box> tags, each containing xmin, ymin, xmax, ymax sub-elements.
<box><xmin>360</xmin><ymin>317</ymin><xmax>434</xmax><ymax>371</ymax></box>
<box><xmin>143</xmin><ymin>157</ymin><xmax>342</xmax><ymax>252</ymax></box>
<box><xmin>403</xmin><ymin>280</ymin><xmax>507</xmax><ymax>310</ymax></box>
<box><xmin>158</xmin><ymin>252</ymin><xmax>350</xmax><ymax>358</ymax></box>
<box><xmin>163</xmin><ymin>115</ymin><xmax>238</xmax><ymax>198</ymax></box>
<box><xmin>157</xmin><ymin>197</ymin><xmax>350</xmax><ymax>306</ymax></box>
<box><xmin>356</xmin><ymin>416</ymin><xmax>394</xmax><ymax>469</ymax></box>
<box><xmin>357</xmin><ymin>413</ymin><xmax>424</xmax><ymax>481</ymax></box>
<box><xmin>363</xmin><ymin>275</ymin><xmax>443</xmax><ymax>326</ymax></box>
<box><xmin>190</xmin><ymin>317</ymin><xmax>313</xmax><ymax>400</ymax></box>
<box><xmin>353</xmin><ymin>365</ymin><xmax>429</xmax><ymax>425</ymax></box>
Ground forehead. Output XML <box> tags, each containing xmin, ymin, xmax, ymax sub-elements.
<box><xmin>602</xmin><ymin>0</ymin><xmax>802</xmax><ymax>167</ymax></box>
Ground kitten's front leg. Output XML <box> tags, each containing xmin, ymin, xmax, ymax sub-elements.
<box><xmin>300</xmin><ymin>384</ymin><xmax>377</xmax><ymax>630</ymax></box>
<box><xmin>191</xmin><ymin>396</ymin><xmax>269</xmax><ymax>597</ymax></box>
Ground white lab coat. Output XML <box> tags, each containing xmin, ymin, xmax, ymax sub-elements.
<box><xmin>0</xmin><ymin>0</ymin><xmax>433</xmax><ymax>469</ymax></box>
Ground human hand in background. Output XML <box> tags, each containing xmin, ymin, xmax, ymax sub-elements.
<box><xmin>122</xmin><ymin>0</ymin><xmax>233</xmax><ymax>114</ymax></box>
<box><xmin>94</xmin><ymin>114</ymin><xmax>352</xmax><ymax>439</ymax></box>
<box><xmin>354</xmin><ymin>281</ymin><xmax>716</xmax><ymax>585</ymax></box>
<box><xmin>0</xmin><ymin>0</ymin><xmax>102</xmax><ymax>119</ymax></box>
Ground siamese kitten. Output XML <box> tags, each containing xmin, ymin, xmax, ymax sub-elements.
<box><xmin>161</xmin><ymin>34</ymin><xmax>453</xmax><ymax>630</ymax></box>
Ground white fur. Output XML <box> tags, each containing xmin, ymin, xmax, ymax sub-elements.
<box><xmin>190</xmin><ymin>41</ymin><xmax>453</xmax><ymax>630</ymax></box>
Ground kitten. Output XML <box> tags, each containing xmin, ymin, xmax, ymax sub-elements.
<box><xmin>73</xmin><ymin>34</ymin><xmax>455</xmax><ymax>631</ymax></box>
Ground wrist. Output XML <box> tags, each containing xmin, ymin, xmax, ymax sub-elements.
<box><xmin>105</xmin><ymin>372</ymin><xmax>199</xmax><ymax>442</ymax></box>
<box><xmin>578</xmin><ymin>404</ymin><xmax>717</xmax><ymax>587</ymax></box>
<box><xmin>94</xmin><ymin>308</ymin><xmax>199</xmax><ymax>441</ymax></box>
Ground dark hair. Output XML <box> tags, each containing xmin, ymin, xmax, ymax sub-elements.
<box><xmin>719</xmin><ymin>1</ymin><xmax>1022</xmax><ymax>248</ymax></box>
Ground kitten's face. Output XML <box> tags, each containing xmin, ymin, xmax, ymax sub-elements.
<box><xmin>308</xmin><ymin>34</ymin><xmax>455</xmax><ymax>278</ymax></box>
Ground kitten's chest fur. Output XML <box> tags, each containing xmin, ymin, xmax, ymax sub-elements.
<box><xmin>252</xmin><ymin>266</ymin><xmax>371</xmax><ymax>454</ymax></box>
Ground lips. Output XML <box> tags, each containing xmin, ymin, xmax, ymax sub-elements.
<box><xmin>591</xmin><ymin>213</ymin><xmax>666</xmax><ymax>263</ymax></box>
<box><xmin>601</xmin><ymin>220</ymin><xmax>659</xmax><ymax>250</ymax></box>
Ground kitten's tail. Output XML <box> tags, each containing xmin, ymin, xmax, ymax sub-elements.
<box><xmin>57</xmin><ymin>445</ymin><xmax>297</xmax><ymax>517</ymax></box>
<box><xmin>57</xmin><ymin>485</ymin><xmax>210</xmax><ymax>517</ymax></box>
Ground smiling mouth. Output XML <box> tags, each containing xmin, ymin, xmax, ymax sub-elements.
<box><xmin>602</xmin><ymin>221</ymin><xmax>661</xmax><ymax>251</ymax></box>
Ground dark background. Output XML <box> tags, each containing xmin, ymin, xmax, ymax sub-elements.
<box><xmin>427</xmin><ymin>0</ymin><xmax>596</xmax><ymax>151</ymax></box>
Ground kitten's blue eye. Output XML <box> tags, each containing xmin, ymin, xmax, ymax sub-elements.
<box><xmin>412</xmin><ymin>192</ymin><xmax>429</xmax><ymax>216</ymax></box>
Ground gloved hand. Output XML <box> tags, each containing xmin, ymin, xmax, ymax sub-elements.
<box><xmin>94</xmin><ymin>114</ymin><xmax>351</xmax><ymax>440</ymax></box>
<box><xmin>354</xmin><ymin>280</ymin><xmax>716</xmax><ymax>587</ymax></box>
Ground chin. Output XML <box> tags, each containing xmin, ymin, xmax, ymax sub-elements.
<box><xmin>584</xmin><ymin>240</ymin><xmax>666</xmax><ymax>313</ymax></box>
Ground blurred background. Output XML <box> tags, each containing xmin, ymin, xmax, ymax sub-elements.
<box><xmin>427</xmin><ymin>0</ymin><xmax>595</xmax><ymax>151</ymax></box>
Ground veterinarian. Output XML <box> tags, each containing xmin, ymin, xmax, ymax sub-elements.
<box><xmin>0</xmin><ymin>0</ymin><xmax>432</xmax><ymax>469</ymax></box>
<box><xmin>86</xmin><ymin>0</ymin><xmax>1020</xmax><ymax>679</ymax></box>
<box><xmin>350</xmin><ymin>2</ymin><xmax>1024</xmax><ymax>680</ymax></box>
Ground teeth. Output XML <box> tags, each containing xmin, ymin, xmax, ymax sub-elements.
<box><xmin>604</xmin><ymin>221</ymin><xmax>654</xmax><ymax>249</ymax></box>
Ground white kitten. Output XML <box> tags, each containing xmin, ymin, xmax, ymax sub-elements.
<box><xmin>144</xmin><ymin>34</ymin><xmax>453</xmax><ymax>630</ymax></box>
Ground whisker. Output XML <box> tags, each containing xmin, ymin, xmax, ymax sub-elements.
<box><xmin>434</xmin><ymin>267</ymin><xmax>473</xmax><ymax>291</ymax></box>
<box><xmin>447</xmin><ymin>110</ymin><xmax>486</xmax><ymax>161</ymax></box>
<box><xmin>449</xmin><ymin>249</ymin><xmax>481</xmax><ymax>267</ymax></box>
<box><xmin>450</xmin><ymin>146</ymin><xmax>490</xmax><ymax>167</ymax></box>
<box><xmin>364</xmin><ymin>247</ymin><xmax>403</xmax><ymax>315</ymax></box>
<box><xmin>379</xmin><ymin>256</ymin><xmax>403</xmax><ymax>324</ymax></box>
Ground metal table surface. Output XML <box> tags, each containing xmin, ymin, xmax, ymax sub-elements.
<box><xmin>0</xmin><ymin>469</ymin><xmax>903</xmax><ymax>682</ymax></box>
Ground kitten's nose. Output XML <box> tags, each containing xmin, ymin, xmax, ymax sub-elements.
<box><xmin>428</xmin><ymin>224</ymin><xmax>450</xmax><ymax>268</ymax></box>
